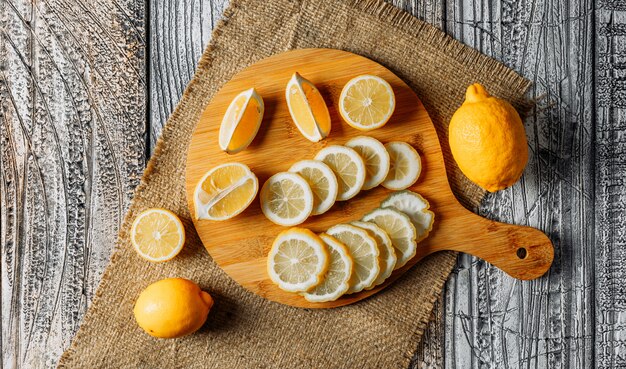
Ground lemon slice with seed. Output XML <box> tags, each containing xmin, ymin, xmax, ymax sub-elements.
<box><xmin>193</xmin><ymin>163</ymin><xmax>258</xmax><ymax>221</ymax></box>
<box><xmin>289</xmin><ymin>160</ymin><xmax>338</xmax><ymax>215</ymax></box>
<box><xmin>345</xmin><ymin>136</ymin><xmax>390</xmax><ymax>190</ymax></box>
<box><xmin>339</xmin><ymin>75</ymin><xmax>395</xmax><ymax>131</ymax></box>
<box><xmin>131</xmin><ymin>208</ymin><xmax>185</xmax><ymax>262</ymax></box>
<box><xmin>351</xmin><ymin>220</ymin><xmax>397</xmax><ymax>288</ymax></box>
<box><xmin>260</xmin><ymin>172</ymin><xmax>314</xmax><ymax>226</ymax></box>
<box><xmin>327</xmin><ymin>224</ymin><xmax>379</xmax><ymax>293</ymax></box>
<box><xmin>315</xmin><ymin>145</ymin><xmax>366</xmax><ymax>201</ymax></box>
<box><xmin>286</xmin><ymin>72</ymin><xmax>331</xmax><ymax>142</ymax></box>
<box><xmin>381</xmin><ymin>190</ymin><xmax>435</xmax><ymax>242</ymax></box>
<box><xmin>301</xmin><ymin>234</ymin><xmax>353</xmax><ymax>302</ymax></box>
<box><xmin>267</xmin><ymin>228</ymin><xmax>329</xmax><ymax>292</ymax></box>
<box><xmin>383</xmin><ymin>142</ymin><xmax>422</xmax><ymax>190</ymax></box>
<box><xmin>362</xmin><ymin>208</ymin><xmax>417</xmax><ymax>269</ymax></box>
<box><xmin>218</xmin><ymin>88</ymin><xmax>264</xmax><ymax>154</ymax></box>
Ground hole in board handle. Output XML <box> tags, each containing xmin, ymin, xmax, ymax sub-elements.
<box><xmin>516</xmin><ymin>247</ymin><xmax>527</xmax><ymax>259</ymax></box>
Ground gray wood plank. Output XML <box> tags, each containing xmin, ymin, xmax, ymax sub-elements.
<box><xmin>441</xmin><ymin>0</ymin><xmax>596</xmax><ymax>368</ymax></box>
<box><xmin>595</xmin><ymin>4</ymin><xmax>626</xmax><ymax>369</ymax></box>
<box><xmin>0</xmin><ymin>0</ymin><xmax>146</xmax><ymax>367</ymax></box>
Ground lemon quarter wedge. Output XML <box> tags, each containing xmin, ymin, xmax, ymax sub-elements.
<box><xmin>218</xmin><ymin>88</ymin><xmax>264</xmax><ymax>154</ymax></box>
<box><xmin>286</xmin><ymin>72</ymin><xmax>331</xmax><ymax>142</ymax></box>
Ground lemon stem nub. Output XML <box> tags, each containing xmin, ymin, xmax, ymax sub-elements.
<box><xmin>465</xmin><ymin>83</ymin><xmax>490</xmax><ymax>103</ymax></box>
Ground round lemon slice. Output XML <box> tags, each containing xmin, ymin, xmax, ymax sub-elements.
<box><xmin>286</xmin><ymin>72</ymin><xmax>331</xmax><ymax>142</ymax></box>
<box><xmin>193</xmin><ymin>163</ymin><xmax>258</xmax><ymax>221</ymax></box>
<box><xmin>327</xmin><ymin>224</ymin><xmax>379</xmax><ymax>293</ymax></box>
<box><xmin>314</xmin><ymin>145</ymin><xmax>366</xmax><ymax>201</ymax></box>
<box><xmin>381</xmin><ymin>190</ymin><xmax>435</xmax><ymax>242</ymax></box>
<box><xmin>131</xmin><ymin>208</ymin><xmax>185</xmax><ymax>262</ymax></box>
<box><xmin>289</xmin><ymin>160</ymin><xmax>338</xmax><ymax>215</ymax></box>
<box><xmin>301</xmin><ymin>234</ymin><xmax>353</xmax><ymax>302</ymax></box>
<box><xmin>345</xmin><ymin>136</ymin><xmax>390</xmax><ymax>190</ymax></box>
<box><xmin>339</xmin><ymin>75</ymin><xmax>395</xmax><ymax>131</ymax></box>
<box><xmin>260</xmin><ymin>172</ymin><xmax>314</xmax><ymax>226</ymax></box>
<box><xmin>362</xmin><ymin>208</ymin><xmax>417</xmax><ymax>269</ymax></box>
<box><xmin>382</xmin><ymin>142</ymin><xmax>422</xmax><ymax>190</ymax></box>
<box><xmin>267</xmin><ymin>228</ymin><xmax>329</xmax><ymax>292</ymax></box>
<box><xmin>218</xmin><ymin>88</ymin><xmax>264</xmax><ymax>154</ymax></box>
<box><xmin>351</xmin><ymin>221</ymin><xmax>396</xmax><ymax>288</ymax></box>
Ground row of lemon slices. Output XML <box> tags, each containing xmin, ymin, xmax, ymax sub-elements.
<box><xmin>267</xmin><ymin>190</ymin><xmax>434</xmax><ymax>302</ymax></box>
<box><xmin>259</xmin><ymin>137</ymin><xmax>422</xmax><ymax>226</ymax></box>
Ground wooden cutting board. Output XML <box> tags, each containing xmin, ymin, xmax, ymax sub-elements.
<box><xmin>185</xmin><ymin>48</ymin><xmax>554</xmax><ymax>308</ymax></box>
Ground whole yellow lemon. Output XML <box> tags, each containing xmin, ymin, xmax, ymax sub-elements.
<box><xmin>448</xmin><ymin>83</ymin><xmax>528</xmax><ymax>192</ymax></box>
<box><xmin>133</xmin><ymin>278</ymin><xmax>213</xmax><ymax>338</ymax></box>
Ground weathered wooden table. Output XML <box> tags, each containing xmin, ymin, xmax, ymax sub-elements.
<box><xmin>1</xmin><ymin>0</ymin><xmax>623</xmax><ymax>368</ymax></box>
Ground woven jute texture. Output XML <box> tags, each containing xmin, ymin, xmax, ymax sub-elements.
<box><xmin>58</xmin><ymin>0</ymin><xmax>530</xmax><ymax>368</ymax></box>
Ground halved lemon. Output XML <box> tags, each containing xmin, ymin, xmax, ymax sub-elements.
<box><xmin>260</xmin><ymin>172</ymin><xmax>314</xmax><ymax>226</ymax></box>
<box><xmin>339</xmin><ymin>75</ymin><xmax>395</xmax><ymax>131</ymax></box>
<box><xmin>193</xmin><ymin>163</ymin><xmax>258</xmax><ymax>221</ymax></box>
<box><xmin>345</xmin><ymin>136</ymin><xmax>390</xmax><ymax>190</ymax></box>
<box><xmin>130</xmin><ymin>208</ymin><xmax>185</xmax><ymax>262</ymax></box>
<box><xmin>382</xmin><ymin>142</ymin><xmax>422</xmax><ymax>190</ymax></box>
<box><xmin>326</xmin><ymin>224</ymin><xmax>379</xmax><ymax>293</ymax></box>
<box><xmin>362</xmin><ymin>208</ymin><xmax>417</xmax><ymax>269</ymax></box>
<box><xmin>285</xmin><ymin>72</ymin><xmax>331</xmax><ymax>142</ymax></box>
<box><xmin>218</xmin><ymin>88</ymin><xmax>264</xmax><ymax>154</ymax></box>
<box><xmin>314</xmin><ymin>145</ymin><xmax>366</xmax><ymax>201</ymax></box>
<box><xmin>289</xmin><ymin>160</ymin><xmax>338</xmax><ymax>215</ymax></box>
<box><xmin>267</xmin><ymin>228</ymin><xmax>329</xmax><ymax>292</ymax></box>
<box><xmin>381</xmin><ymin>191</ymin><xmax>435</xmax><ymax>242</ymax></box>
<box><xmin>301</xmin><ymin>233</ymin><xmax>353</xmax><ymax>302</ymax></box>
<box><xmin>351</xmin><ymin>220</ymin><xmax>396</xmax><ymax>288</ymax></box>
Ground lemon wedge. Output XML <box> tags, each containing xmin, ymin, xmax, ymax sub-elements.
<box><xmin>193</xmin><ymin>163</ymin><xmax>258</xmax><ymax>221</ymax></box>
<box><xmin>289</xmin><ymin>160</ymin><xmax>338</xmax><ymax>215</ymax></box>
<box><xmin>383</xmin><ymin>142</ymin><xmax>422</xmax><ymax>190</ymax></box>
<box><xmin>314</xmin><ymin>145</ymin><xmax>366</xmax><ymax>201</ymax></box>
<box><xmin>339</xmin><ymin>75</ymin><xmax>395</xmax><ymax>131</ymax></box>
<box><xmin>218</xmin><ymin>88</ymin><xmax>264</xmax><ymax>154</ymax></box>
<box><xmin>130</xmin><ymin>208</ymin><xmax>185</xmax><ymax>262</ymax></box>
<box><xmin>286</xmin><ymin>72</ymin><xmax>331</xmax><ymax>142</ymax></box>
<box><xmin>345</xmin><ymin>136</ymin><xmax>390</xmax><ymax>190</ymax></box>
<box><xmin>301</xmin><ymin>234</ymin><xmax>353</xmax><ymax>302</ymax></box>
<box><xmin>260</xmin><ymin>172</ymin><xmax>314</xmax><ymax>226</ymax></box>
<box><xmin>327</xmin><ymin>224</ymin><xmax>379</xmax><ymax>293</ymax></box>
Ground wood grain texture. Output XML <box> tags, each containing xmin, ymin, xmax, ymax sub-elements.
<box><xmin>0</xmin><ymin>0</ymin><xmax>146</xmax><ymax>368</ymax></box>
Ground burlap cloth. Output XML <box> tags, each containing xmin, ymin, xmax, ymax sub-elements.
<box><xmin>58</xmin><ymin>0</ymin><xmax>530</xmax><ymax>367</ymax></box>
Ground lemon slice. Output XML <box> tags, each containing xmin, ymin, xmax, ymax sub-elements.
<box><xmin>381</xmin><ymin>190</ymin><xmax>435</xmax><ymax>242</ymax></box>
<box><xmin>382</xmin><ymin>142</ymin><xmax>422</xmax><ymax>190</ymax></box>
<box><xmin>326</xmin><ymin>224</ymin><xmax>379</xmax><ymax>293</ymax></box>
<box><xmin>351</xmin><ymin>221</ymin><xmax>396</xmax><ymax>288</ymax></box>
<box><xmin>260</xmin><ymin>172</ymin><xmax>314</xmax><ymax>226</ymax></box>
<box><xmin>131</xmin><ymin>208</ymin><xmax>185</xmax><ymax>262</ymax></box>
<box><xmin>314</xmin><ymin>145</ymin><xmax>366</xmax><ymax>201</ymax></box>
<box><xmin>286</xmin><ymin>72</ymin><xmax>331</xmax><ymax>142</ymax></box>
<box><xmin>289</xmin><ymin>160</ymin><xmax>338</xmax><ymax>215</ymax></box>
<box><xmin>362</xmin><ymin>208</ymin><xmax>417</xmax><ymax>269</ymax></box>
<box><xmin>218</xmin><ymin>88</ymin><xmax>264</xmax><ymax>154</ymax></box>
<box><xmin>301</xmin><ymin>234</ymin><xmax>353</xmax><ymax>302</ymax></box>
<box><xmin>193</xmin><ymin>163</ymin><xmax>258</xmax><ymax>221</ymax></box>
<box><xmin>345</xmin><ymin>136</ymin><xmax>390</xmax><ymax>190</ymax></box>
<box><xmin>339</xmin><ymin>75</ymin><xmax>395</xmax><ymax>131</ymax></box>
<box><xmin>267</xmin><ymin>228</ymin><xmax>329</xmax><ymax>292</ymax></box>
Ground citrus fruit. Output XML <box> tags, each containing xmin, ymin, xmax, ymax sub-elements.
<box><xmin>289</xmin><ymin>160</ymin><xmax>338</xmax><ymax>215</ymax></box>
<box><xmin>326</xmin><ymin>224</ymin><xmax>379</xmax><ymax>293</ymax></box>
<box><xmin>382</xmin><ymin>142</ymin><xmax>421</xmax><ymax>190</ymax></box>
<box><xmin>267</xmin><ymin>228</ymin><xmax>329</xmax><ymax>292</ymax></box>
<box><xmin>218</xmin><ymin>88</ymin><xmax>264</xmax><ymax>154</ymax></box>
<box><xmin>285</xmin><ymin>72</ymin><xmax>331</xmax><ymax>142</ymax></box>
<box><xmin>301</xmin><ymin>233</ymin><xmax>353</xmax><ymax>302</ymax></box>
<box><xmin>314</xmin><ymin>145</ymin><xmax>366</xmax><ymax>201</ymax></box>
<box><xmin>362</xmin><ymin>208</ymin><xmax>417</xmax><ymax>269</ymax></box>
<box><xmin>345</xmin><ymin>136</ymin><xmax>390</xmax><ymax>190</ymax></box>
<box><xmin>193</xmin><ymin>162</ymin><xmax>258</xmax><ymax>221</ymax></box>
<box><xmin>381</xmin><ymin>190</ymin><xmax>434</xmax><ymax>242</ymax></box>
<box><xmin>130</xmin><ymin>208</ymin><xmax>185</xmax><ymax>262</ymax></box>
<box><xmin>448</xmin><ymin>83</ymin><xmax>528</xmax><ymax>192</ymax></box>
<box><xmin>134</xmin><ymin>278</ymin><xmax>213</xmax><ymax>338</ymax></box>
<box><xmin>351</xmin><ymin>220</ymin><xmax>396</xmax><ymax>288</ymax></box>
<box><xmin>339</xmin><ymin>75</ymin><xmax>395</xmax><ymax>131</ymax></box>
<box><xmin>260</xmin><ymin>172</ymin><xmax>314</xmax><ymax>226</ymax></box>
